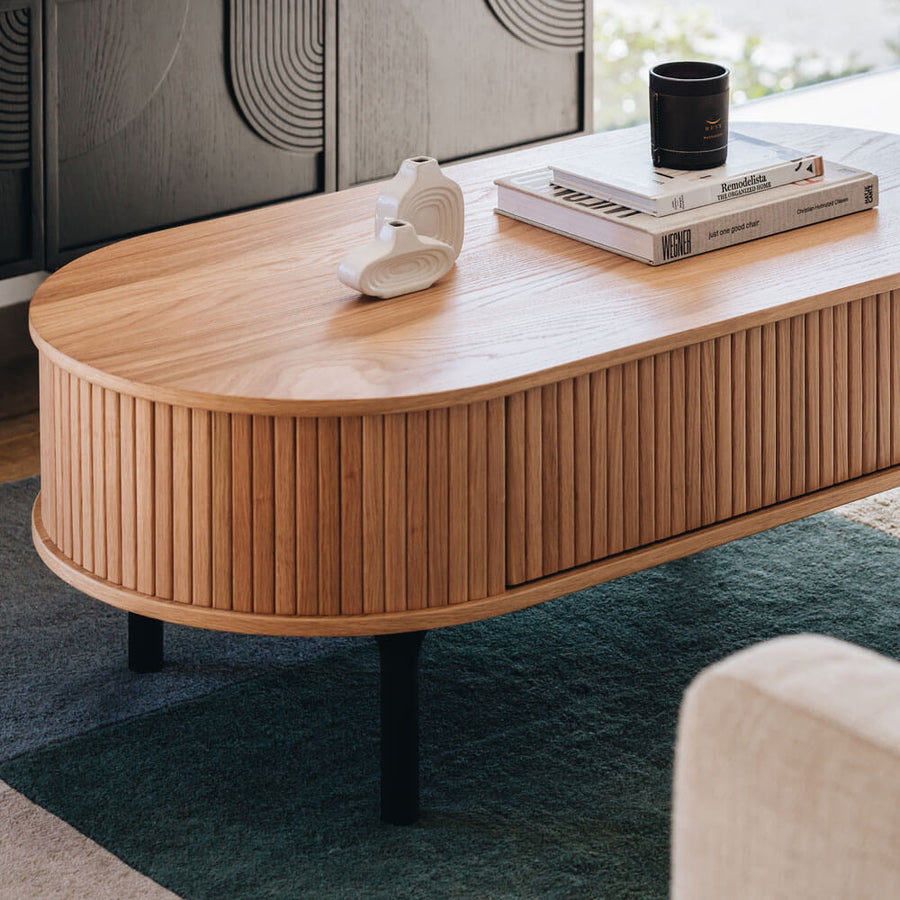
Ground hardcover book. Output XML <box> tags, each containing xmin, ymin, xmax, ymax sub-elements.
<box><xmin>549</xmin><ymin>129</ymin><xmax>825</xmax><ymax>217</ymax></box>
<box><xmin>494</xmin><ymin>161</ymin><xmax>878</xmax><ymax>266</ymax></box>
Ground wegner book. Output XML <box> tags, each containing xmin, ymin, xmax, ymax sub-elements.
<box><xmin>494</xmin><ymin>161</ymin><xmax>877</xmax><ymax>266</ymax></box>
<box><xmin>550</xmin><ymin>129</ymin><xmax>824</xmax><ymax>217</ymax></box>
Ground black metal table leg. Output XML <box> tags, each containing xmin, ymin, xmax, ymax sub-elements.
<box><xmin>128</xmin><ymin>612</ymin><xmax>164</xmax><ymax>673</ymax></box>
<box><xmin>375</xmin><ymin>630</ymin><xmax>427</xmax><ymax>825</ymax></box>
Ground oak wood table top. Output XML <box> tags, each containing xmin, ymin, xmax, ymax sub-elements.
<box><xmin>29</xmin><ymin>123</ymin><xmax>899</xmax><ymax>418</ymax></box>
<box><xmin>28</xmin><ymin>122</ymin><xmax>900</xmax><ymax>638</ymax></box>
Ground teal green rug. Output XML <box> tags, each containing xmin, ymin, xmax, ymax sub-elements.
<box><xmin>3</xmin><ymin>475</ymin><xmax>900</xmax><ymax>899</ymax></box>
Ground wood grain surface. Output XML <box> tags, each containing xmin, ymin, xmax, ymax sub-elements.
<box><xmin>29</xmin><ymin>124</ymin><xmax>900</xmax><ymax>417</ymax></box>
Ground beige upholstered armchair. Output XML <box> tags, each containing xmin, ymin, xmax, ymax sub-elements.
<box><xmin>672</xmin><ymin>634</ymin><xmax>900</xmax><ymax>899</ymax></box>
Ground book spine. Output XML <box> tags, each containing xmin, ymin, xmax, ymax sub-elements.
<box><xmin>657</xmin><ymin>156</ymin><xmax>825</xmax><ymax>215</ymax></box>
<box><xmin>650</xmin><ymin>175</ymin><xmax>878</xmax><ymax>265</ymax></box>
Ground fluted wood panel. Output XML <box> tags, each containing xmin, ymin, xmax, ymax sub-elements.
<box><xmin>507</xmin><ymin>292</ymin><xmax>900</xmax><ymax>585</ymax></box>
<box><xmin>38</xmin><ymin>371</ymin><xmax>505</xmax><ymax>618</ymax></box>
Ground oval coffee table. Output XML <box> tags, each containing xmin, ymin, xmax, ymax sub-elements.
<box><xmin>30</xmin><ymin>123</ymin><xmax>900</xmax><ymax>823</ymax></box>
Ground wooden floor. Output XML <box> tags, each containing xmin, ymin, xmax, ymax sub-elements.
<box><xmin>0</xmin><ymin>355</ymin><xmax>41</xmax><ymax>485</ymax></box>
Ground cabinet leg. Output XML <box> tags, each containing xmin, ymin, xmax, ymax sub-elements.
<box><xmin>128</xmin><ymin>612</ymin><xmax>164</xmax><ymax>673</ymax></box>
<box><xmin>375</xmin><ymin>630</ymin><xmax>427</xmax><ymax>825</ymax></box>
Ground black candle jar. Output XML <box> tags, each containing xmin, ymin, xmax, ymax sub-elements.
<box><xmin>649</xmin><ymin>61</ymin><xmax>730</xmax><ymax>170</ymax></box>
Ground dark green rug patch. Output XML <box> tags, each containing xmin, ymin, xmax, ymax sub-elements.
<box><xmin>4</xmin><ymin>513</ymin><xmax>900</xmax><ymax>899</ymax></box>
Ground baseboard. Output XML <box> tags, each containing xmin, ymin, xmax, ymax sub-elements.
<box><xmin>0</xmin><ymin>300</ymin><xmax>35</xmax><ymax>365</ymax></box>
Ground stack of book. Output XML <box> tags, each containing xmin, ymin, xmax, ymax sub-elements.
<box><xmin>494</xmin><ymin>129</ymin><xmax>878</xmax><ymax>265</ymax></box>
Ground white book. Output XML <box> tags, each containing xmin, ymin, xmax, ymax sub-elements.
<box><xmin>494</xmin><ymin>162</ymin><xmax>877</xmax><ymax>266</ymax></box>
<box><xmin>550</xmin><ymin>129</ymin><xmax>824</xmax><ymax>217</ymax></box>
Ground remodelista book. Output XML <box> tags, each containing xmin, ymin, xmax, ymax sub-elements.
<box><xmin>550</xmin><ymin>129</ymin><xmax>824</xmax><ymax>217</ymax></box>
<box><xmin>494</xmin><ymin>162</ymin><xmax>878</xmax><ymax>266</ymax></box>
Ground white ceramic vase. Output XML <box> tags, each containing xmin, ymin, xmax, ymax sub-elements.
<box><xmin>337</xmin><ymin>219</ymin><xmax>455</xmax><ymax>300</ymax></box>
<box><xmin>375</xmin><ymin>156</ymin><xmax>465</xmax><ymax>260</ymax></box>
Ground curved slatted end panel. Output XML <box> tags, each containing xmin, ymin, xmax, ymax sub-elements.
<box><xmin>35</xmin><ymin>363</ymin><xmax>507</xmax><ymax>629</ymax></box>
<box><xmin>229</xmin><ymin>0</ymin><xmax>325</xmax><ymax>152</ymax></box>
<box><xmin>485</xmin><ymin>0</ymin><xmax>584</xmax><ymax>52</ymax></box>
<box><xmin>506</xmin><ymin>290</ymin><xmax>900</xmax><ymax>585</ymax></box>
<box><xmin>0</xmin><ymin>6</ymin><xmax>30</xmax><ymax>170</ymax></box>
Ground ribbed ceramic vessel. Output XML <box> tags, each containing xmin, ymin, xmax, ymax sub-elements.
<box><xmin>375</xmin><ymin>157</ymin><xmax>465</xmax><ymax>259</ymax></box>
<box><xmin>338</xmin><ymin>219</ymin><xmax>455</xmax><ymax>299</ymax></box>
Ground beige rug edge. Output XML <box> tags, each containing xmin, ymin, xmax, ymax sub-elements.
<box><xmin>0</xmin><ymin>780</ymin><xmax>180</xmax><ymax>900</ymax></box>
<box><xmin>832</xmin><ymin>486</ymin><xmax>900</xmax><ymax>539</ymax></box>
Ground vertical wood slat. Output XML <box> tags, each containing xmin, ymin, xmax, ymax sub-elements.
<box><xmin>90</xmin><ymin>383</ymin><xmax>106</xmax><ymax>580</ymax></box>
<box><xmin>69</xmin><ymin>373</ymin><xmax>82</xmax><ymax>566</ymax></box>
<box><xmin>731</xmin><ymin>332</ymin><xmax>747</xmax><ymax>516</ymax></box>
<box><xmin>892</xmin><ymin>292</ymin><xmax>900</xmax><ymax>465</ymax></box>
<box><xmin>505</xmin><ymin>392</ymin><xmax>526</xmax><ymax>585</ymax></box>
<box><xmin>877</xmin><ymin>293</ymin><xmax>892</xmax><ymax>470</ymax></box>
<box><xmin>104</xmin><ymin>391</ymin><xmax>122</xmax><ymax>587</ymax></box>
<box><xmin>406</xmin><ymin>411</ymin><xmax>428</xmax><ymax>609</ymax></box>
<box><xmin>654</xmin><ymin>353</ymin><xmax>671</xmax><ymax>540</ymax></box>
<box><xmin>541</xmin><ymin>383</ymin><xmax>559</xmax><ymax>573</ymax></box>
<box><xmin>591</xmin><ymin>370</ymin><xmax>609</xmax><ymax>560</ymax></box>
<box><xmin>252</xmin><ymin>415</ymin><xmax>275</xmax><ymax>614</ymax></box>
<box><xmin>171</xmin><ymin>406</ymin><xmax>192</xmax><ymax>603</ymax></box>
<box><xmin>819</xmin><ymin>308</ymin><xmax>835</xmax><ymax>489</ymax></box>
<box><xmin>448</xmin><ymin>405</ymin><xmax>469</xmax><ymax>605</ymax></box>
<box><xmin>153</xmin><ymin>403</ymin><xmax>172</xmax><ymax>599</ymax></box>
<box><xmin>745</xmin><ymin>327</ymin><xmax>762</xmax><ymax>511</ymax></box>
<box><xmin>39</xmin><ymin>358</ymin><xmax>56</xmax><ymax>545</ymax></box>
<box><xmin>637</xmin><ymin>357</ymin><xmax>655</xmax><ymax>545</ymax></box>
<box><xmin>317</xmin><ymin>417</ymin><xmax>341</xmax><ymax>615</ymax></box>
<box><xmin>486</xmin><ymin>397</ymin><xmax>506</xmax><ymax>597</ymax></box>
<box><xmin>363</xmin><ymin>415</ymin><xmax>385</xmax><ymax>614</ymax></box>
<box><xmin>427</xmin><ymin>407</ymin><xmax>450</xmax><ymax>607</ymax></box>
<box><xmin>135</xmin><ymin>398</ymin><xmax>154</xmax><ymax>596</ymax></box>
<box><xmin>231</xmin><ymin>413</ymin><xmax>252</xmax><ymax>612</ymax></box>
<box><xmin>573</xmin><ymin>374</ymin><xmax>592</xmax><ymax>565</ymax></box>
<box><xmin>862</xmin><ymin>295</ymin><xmax>878</xmax><ymax>474</ymax></box>
<box><xmin>685</xmin><ymin>344</ymin><xmax>701</xmax><ymax>530</ymax></box>
<box><xmin>296</xmin><ymin>418</ymin><xmax>319</xmax><ymax>615</ymax></box>
<box><xmin>670</xmin><ymin>348</ymin><xmax>686</xmax><ymax>535</ymax></box>
<box><xmin>606</xmin><ymin>365</ymin><xmax>624</xmax><ymax>554</ymax></box>
<box><xmin>383</xmin><ymin>414</ymin><xmax>407</xmax><ymax>612</ymax></box>
<box><xmin>834</xmin><ymin>303</ymin><xmax>850</xmax><ymax>483</ymax></box>
<box><xmin>700</xmin><ymin>340</ymin><xmax>717</xmax><ymax>527</ymax></box>
<box><xmin>805</xmin><ymin>312</ymin><xmax>820</xmax><ymax>492</ymax></box>
<box><xmin>340</xmin><ymin>416</ymin><xmax>363</xmax><ymax>615</ymax></box>
<box><xmin>79</xmin><ymin>380</ymin><xmax>93</xmax><ymax>573</ymax></box>
<box><xmin>716</xmin><ymin>335</ymin><xmax>732</xmax><ymax>521</ymax></box>
<box><xmin>191</xmin><ymin>409</ymin><xmax>211</xmax><ymax>607</ymax></box>
<box><xmin>848</xmin><ymin>299</ymin><xmax>864</xmax><ymax>478</ymax></box>
<box><xmin>56</xmin><ymin>366</ymin><xmax>68</xmax><ymax>554</ymax></box>
<box><xmin>761</xmin><ymin>323</ymin><xmax>777</xmax><ymax>507</ymax></box>
<box><xmin>623</xmin><ymin>361</ymin><xmax>640</xmax><ymax>550</ymax></box>
<box><xmin>273</xmin><ymin>417</ymin><xmax>296</xmax><ymax>615</ymax></box>
<box><xmin>213</xmin><ymin>412</ymin><xmax>234</xmax><ymax>611</ymax></box>
<box><xmin>789</xmin><ymin>313</ymin><xmax>806</xmax><ymax>496</ymax></box>
<box><xmin>557</xmin><ymin>379</ymin><xmax>576</xmax><ymax>571</ymax></box>
<box><xmin>775</xmin><ymin>319</ymin><xmax>792</xmax><ymax>502</ymax></box>
<box><xmin>120</xmin><ymin>394</ymin><xmax>136</xmax><ymax>590</ymax></box>
<box><xmin>524</xmin><ymin>387</ymin><xmax>543</xmax><ymax>580</ymax></box>
<box><xmin>467</xmin><ymin>402</ymin><xmax>488</xmax><ymax>601</ymax></box>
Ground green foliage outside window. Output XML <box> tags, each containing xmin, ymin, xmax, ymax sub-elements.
<box><xmin>593</xmin><ymin>5</ymin><xmax>870</xmax><ymax>132</ymax></box>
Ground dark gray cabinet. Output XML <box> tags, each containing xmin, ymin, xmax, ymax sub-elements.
<box><xmin>6</xmin><ymin>0</ymin><xmax>591</xmax><ymax>271</ymax></box>
<box><xmin>336</xmin><ymin>0</ymin><xmax>590</xmax><ymax>188</ymax></box>
<box><xmin>0</xmin><ymin>0</ymin><xmax>42</xmax><ymax>278</ymax></box>
<box><xmin>45</xmin><ymin>0</ymin><xmax>328</xmax><ymax>267</ymax></box>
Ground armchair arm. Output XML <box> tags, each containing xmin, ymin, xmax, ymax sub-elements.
<box><xmin>672</xmin><ymin>634</ymin><xmax>900</xmax><ymax>900</ymax></box>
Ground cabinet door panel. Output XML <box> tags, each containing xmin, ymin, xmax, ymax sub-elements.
<box><xmin>337</xmin><ymin>0</ymin><xmax>588</xmax><ymax>187</ymax></box>
<box><xmin>0</xmin><ymin>0</ymin><xmax>42</xmax><ymax>277</ymax></box>
<box><xmin>47</xmin><ymin>0</ymin><xmax>328</xmax><ymax>267</ymax></box>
